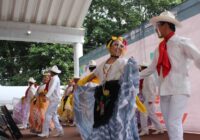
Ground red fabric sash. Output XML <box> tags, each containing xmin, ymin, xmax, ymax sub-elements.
<box><xmin>156</xmin><ymin>32</ymin><xmax>174</xmax><ymax>78</ymax></box>
<box><xmin>139</xmin><ymin>79</ymin><xmax>144</xmax><ymax>92</ymax></box>
<box><xmin>44</xmin><ymin>81</ymin><xmax>50</xmax><ymax>92</ymax></box>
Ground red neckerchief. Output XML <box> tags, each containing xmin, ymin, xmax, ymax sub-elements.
<box><xmin>139</xmin><ymin>79</ymin><xmax>144</xmax><ymax>93</ymax></box>
<box><xmin>156</xmin><ymin>32</ymin><xmax>174</xmax><ymax>78</ymax></box>
<box><xmin>44</xmin><ymin>81</ymin><xmax>50</xmax><ymax>92</ymax></box>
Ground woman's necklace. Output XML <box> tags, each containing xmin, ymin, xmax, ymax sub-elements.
<box><xmin>103</xmin><ymin>63</ymin><xmax>112</xmax><ymax>80</ymax></box>
<box><xmin>103</xmin><ymin>57</ymin><xmax>117</xmax><ymax>80</ymax></box>
<box><xmin>102</xmin><ymin>63</ymin><xmax>112</xmax><ymax>96</ymax></box>
<box><xmin>102</xmin><ymin>57</ymin><xmax>117</xmax><ymax>96</ymax></box>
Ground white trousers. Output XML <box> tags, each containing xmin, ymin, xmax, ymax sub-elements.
<box><xmin>42</xmin><ymin>101</ymin><xmax>63</xmax><ymax>135</ymax></box>
<box><xmin>23</xmin><ymin>101</ymin><xmax>30</xmax><ymax>127</ymax></box>
<box><xmin>160</xmin><ymin>95</ymin><xmax>189</xmax><ymax>140</ymax></box>
<box><xmin>140</xmin><ymin>101</ymin><xmax>162</xmax><ymax>132</ymax></box>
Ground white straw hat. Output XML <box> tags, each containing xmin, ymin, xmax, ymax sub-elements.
<box><xmin>150</xmin><ymin>11</ymin><xmax>181</xmax><ymax>27</ymax></box>
<box><xmin>42</xmin><ymin>71</ymin><xmax>51</xmax><ymax>76</ymax></box>
<box><xmin>89</xmin><ymin>60</ymin><xmax>96</xmax><ymax>66</ymax></box>
<box><xmin>28</xmin><ymin>77</ymin><xmax>36</xmax><ymax>83</ymax></box>
<box><xmin>50</xmin><ymin>65</ymin><xmax>61</xmax><ymax>74</ymax></box>
<box><xmin>74</xmin><ymin>76</ymin><xmax>80</xmax><ymax>79</ymax></box>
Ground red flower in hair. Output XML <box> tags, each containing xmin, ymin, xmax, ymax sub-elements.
<box><xmin>122</xmin><ymin>39</ymin><xmax>127</xmax><ymax>46</ymax></box>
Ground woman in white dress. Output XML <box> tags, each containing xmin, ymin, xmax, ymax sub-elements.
<box><xmin>76</xmin><ymin>36</ymin><xmax>140</xmax><ymax>140</ymax></box>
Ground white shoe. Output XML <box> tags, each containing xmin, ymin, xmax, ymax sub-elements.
<box><xmin>69</xmin><ymin>123</ymin><xmax>75</xmax><ymax>127</ymax></box>
<box><xmin>61</xmin><ymin>122</ymin><xmax>67</xmax><ymax>126</ymax></box>
<box><xmin>152</xmin><ymin>130</ymin><xmax>164</xmax><ymax>135</ymax></box>
<box><xmin>53</xmin><ymin>131</ymin><xmax>64</xmax><ymax>137</ymax></box>
<box><xmin>18</xmin><ymin>125</ymin><xmax>27</xmax><ymax>129</ymax></box>
<box><xmin>37</xmin><ymin>133</ymin><xmax>49</xmax><ymax>138</ymax></box>
<box><xmin>139</xmin><ymin>131</ymin><xmax>149</xmax><ymax>136</ymax></box>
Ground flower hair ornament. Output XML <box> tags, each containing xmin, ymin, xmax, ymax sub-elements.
<box><xmin>106</xmin><ymin>36</ymin><xmax>128</xmax><ymax>52</ymax></box>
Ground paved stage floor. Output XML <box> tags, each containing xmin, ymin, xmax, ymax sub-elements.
<box><xmin>20</xmin><ymin>126</ymin><xmax>200</xmax><ymax>140</ymax></box>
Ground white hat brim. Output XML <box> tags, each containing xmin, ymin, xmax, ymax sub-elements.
<box><xmin>150</xmin><ymin>16</ymin><xmax>181</xmax><ymax>27</ymax></box>
<box><xmin>74</xmin><ymin>76</ymin><xmax>80</xmax><ymax>79</ymax></box>
<box><xmin>50</xmin><ymin>69</ymin><xmax>61</xmax><ymax>74</ymax></box>
<box><xmin>28</xmin><ymin>80</ymin><xmax>36</xmax><ymax>83</ymax></box>
<box><xmin>140</xmin><ymin>64</ymin><xmax>148</xmax><ymax>67</ymax></box>
<box><xmin>43</xmin><ymin>73</ymin><xmax>50</xmax><ymax>76</ymax></box>
<box><xmin>89</xmin><ymin>65</ymin><xmax>96</xmax><ymax>67</ymax></box>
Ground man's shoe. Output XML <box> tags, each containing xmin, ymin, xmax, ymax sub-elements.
<box><xmin>69</xmin><ymin>122</ymin><xmax>75</xmax><ymax>127</ymax></box>
<box><xmin>139</xmin><ymin>131</ymin><xmax>149</xmax><ymax>136</ymax></box>
<box><xmin>152</xmin><ymin>130</ymin><xmax>164</xmax><ymax>135</ymax></box>
<box><xmin>61</xmin><ymin>122</ymin><xmax>67</xmax><ymax>126</ymax></box>
<box><xmin>18</xmin><ymin>125</ymin><xmax>27</xmax><ymax>129</ymax></box>
<box><xmin>53</xmin><ymin>131</ymin><xmax>64</xmax><ymax>137</ymax></box>
<box><xmin>37</xmin><ymin>133</ymin><xmax>49</xmax><ymax>138</ymax></box>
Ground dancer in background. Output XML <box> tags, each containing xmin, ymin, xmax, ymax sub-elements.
<box><xmin>13</xmin><ymin>77</ymin><xmax>37</xmax><ymax>129</ymax></box>
<box><xmin>139</xmin><ymin>64</ymin><xmax>163</xmax><ymax>136</ymax></box>
<box><xmin>58</xmin><ymin>79</ymin><xmax>75</xmax><ymax>126</ymax></box>
<box><xmin>38</xmin><ymin>65</ymin><xmax>64</xmax><ymax>138</ymax></box>
<box><xmin>29</xmin><ymin>72</ymin><xmax>54</xmax><ymax>133</ymax></box>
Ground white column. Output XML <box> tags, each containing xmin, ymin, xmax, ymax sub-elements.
<box><xmin>73</xmin><ymin>43</ymin><xmax>83</xmax><ymax>77</ymax></box>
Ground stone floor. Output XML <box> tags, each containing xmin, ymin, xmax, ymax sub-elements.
<box><xmin>20</xmin><ymin>126</ymin><xmax>200</xmax><ymax>140</ymax></box>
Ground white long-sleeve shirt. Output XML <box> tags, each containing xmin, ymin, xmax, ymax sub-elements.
<box><xmin>46</xmin><ymin>75</ymin><xmax>61</xmax><ymax>102</ymax></box>
<box><xmin>142</xmin><ymin>74</ymin><xmax>157</xmax><ymax>102</ymax></box>
<box><xmin>26</xmin><ymin>84</ymin><xmax>37</xmax><ymax>102</ymax></box>
<box><xmin>94</xmin><ymin>58</ymin><xmax>127</xmax><ymax>84</ymax></box>
<box><xmin>140</xmin><ymin>35</ymin><xmax>200</xmax><ymax>96</ymax></box>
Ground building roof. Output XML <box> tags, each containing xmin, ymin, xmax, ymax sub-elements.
<box><xmin>0</xmin><ymin>0</ymin><xmax>92</xmax><ymax>44</ymax></box>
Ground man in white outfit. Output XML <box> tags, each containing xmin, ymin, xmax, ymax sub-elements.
<box><xmin>38</xmin><ymin>65</ymin><xmax>64</xmax><ymax>137</ymax></box>
<box><xmin>140</xmin><ymin>11</ymin><xmax>200</xmax><ymax>140</ymax></box>
<box><xmin>139</xmin><ymin>65</ymin><xmax>163</xmax><ymax>136</ymax></box>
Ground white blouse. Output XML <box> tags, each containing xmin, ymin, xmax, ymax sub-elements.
<box><xmin>94</xmin><ymin>58</ymin><xmax>127</xmax><ymax>84</ymax></box>
<box><xmin>26</xmin><ymin>84</ymin><xmax>37</xmax><ymax>102</ymax></box>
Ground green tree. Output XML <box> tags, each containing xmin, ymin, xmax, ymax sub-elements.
<box><xmin>83</xmin><ymin>0</ymin><xmax>184</xmax><ymax>53</ymax></box>
<box><xmin>0</xmin><ymin>0</ymin><xmax>185</xmax><ymax>85</ymax></box>
<box><xmin>28</xmin><ymin>43</ymin><xmax>74</xmax><ymax>85</ymax></box>
<box><xmin>0</xmin><ymin>41</ymin><xmax>74</xmax><ymax>86</ymax></box>
<box><xmin>0</xmin><ymin>41</ymin><xmax>31</xmax><ymax>85</ymax></box>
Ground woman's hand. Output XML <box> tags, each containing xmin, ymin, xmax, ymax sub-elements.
<box><xmin>77</xmin><ymin>73</ymin><xmax>96</xmax><ymax>86</ymax></box>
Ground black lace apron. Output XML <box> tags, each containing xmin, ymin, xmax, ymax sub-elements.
<box><xmin>93</xmin><ymin>80</ymin><xmax>120</xmax><ymax>128</ymax></box>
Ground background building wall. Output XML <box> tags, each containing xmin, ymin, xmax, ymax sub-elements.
<box><xmin>91</xmin><ymin>12</ymin><xmax>200</xmax><ymax>133</ymax></box>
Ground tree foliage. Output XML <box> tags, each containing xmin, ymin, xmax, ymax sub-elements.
<box><xmin>0</xmin><ymin>41</ymin><xmax>73</xmax><ymax>86</ymax></box>
<box><xmin>0</xmin><ymin>0</ymin><xmax>184</xmax><ymax>85</ymax></box>
<box><xmin>83</xmin><ymin>0</ymin><xmax>184</xmax><ymax>53</ymax></box>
